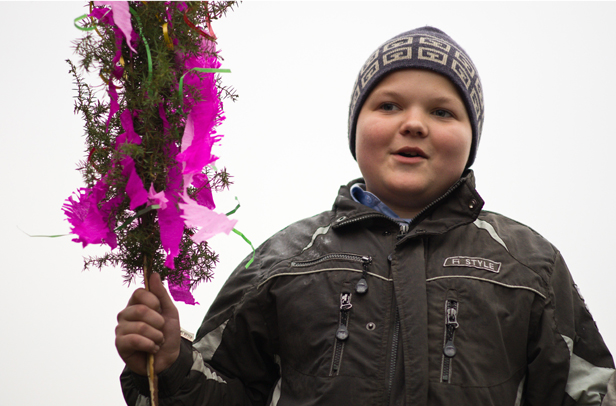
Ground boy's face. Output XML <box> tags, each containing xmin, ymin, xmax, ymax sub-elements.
<box><xmin>355</xmin><ymin>69</ymin><xmax>472</xmax><ymax>219</ymax></box>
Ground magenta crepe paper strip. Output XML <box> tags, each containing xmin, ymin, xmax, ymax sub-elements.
<box><xmin>176</xmin><ymin>40</ymin><xmax>223</xmax><ymax>176</ymax></box>
<box><xmin>63</xmin><ymin>189</ymin><xmax>109</xmax><ymax>247</ymax></box>
<box><xmin>179</xmin><ymin>196</ymin><xmax>237</xmax><ymax>243</ymax></box>
<box><xmin>147</xmin><ymin>185</ymin><xmax>168</xmax><ymax>210</ymax></box>
<box><xmin>160</xmin><ymin>202</ymin><xmax>184</xmax><ymax>270</ymax></box>
<box><xmin>168</xmin><ymin>270</ymin><xmax>199</xmax><ymax>305</ymax></box>
<box><xmin>177</xmin><ymin>112</ymin><xmax>222</xmax><ymax>175</ymax></box>
<box><xmin>113</xmin><ymin>109</ymin><xmax>148</xmax><ymax>211</ymax></box>
<box><xmin>117</xmin><ymin>110</ymin><xmax>142</xmax><ymax>146</ymax></box>
<box><xmin>121</xmin><ymin>157</ymin><xmax>149</xmax><ymax>210</ymax></box>
<box><xmin>90</xmin><ymin>4</ymin><xmax>139</xmax><ymax>133</ymax></box>
<box><xmin>90</xmin><ymin>4</ymin><xmax>139</xmax><ymax>63</ymax></box>
<box><xmin>100</xmin><ymin>195</ymin><xmax>122</xmax><ymax>248</ymax></box>
<box><xmin>177</xmin><ymin>131</ymin><xmax>218</xmax><ymax>175</ymax></box>
<box><xmin>191</xmin><ymin>173</ymin><xmax>215</xmax><ymax>209</ymax></box>
<box><xmin>89</xmin><ymin>7</ymin><xmax>113</xmax><ymax>25</ymax></box>
<box><xmin>158</xmin><ymin>148</ymin><xmax>185</xmax><ymax>270</ymax></box>
<box><xmin>179</xmin><ymin>113</ymin><xmax>194</xmax><ymax>153</ymax></box>
<box><xmin>63</xmin><ymin>178</ymin><xmax>118</xmax><ymax>249</ymax></box>
<box><xmin>164</xmin><ymin>39</ymin><xmax>232</xmax><ymax>303</ymax></box>
<box><xmin>159</xmin><ymin>103</ymin><xmax>171</xmax><ymax>133</ymax></box>
<box><xmin>107</xmin><ymin>81</ymin><xmax>120</xmax><ymax>132</ymax></box>
<box><xmin>94</xmin><ymin>1</ymin><xmax>137</xmax><ymax>52</ymax></box>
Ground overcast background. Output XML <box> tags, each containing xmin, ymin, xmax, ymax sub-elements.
<box><xmin>1</xmin><ymin>1</ymin><xmax>615</xmax><ymax>404</ymax></box>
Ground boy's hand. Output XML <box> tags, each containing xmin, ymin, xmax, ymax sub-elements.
<box><xmin>115</xmin><ymin>273</ymin><xmax>181</xmax><ymax>375</ymax></box>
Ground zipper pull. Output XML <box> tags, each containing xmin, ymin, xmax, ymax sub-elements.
<box><xmin>443</xmin><ymin>304</ymin><xmax>459</xmax><ymax>358</ymax></box>
<box><xmin>446</xmin><ymin>306</ymin><xmax>459</xmax><ymax>328</ymax></box>
<box><xmin>336</xmin><ymin>324</ymin><xmax>349</xmax><ymax>341</ymax></box>
<box><xmin>443</xmin><ymin>336</ymin><xmax>457</xmax><ymax>357</ymax></box>
<box><xmin>340</xmin><ymin>292</ymin><xmax>353</xmax><ymax>311</ymax></box>
<box><xmin>336</xmin><ymin>293</ymin><xmax>353</xmax><ymax>341</ymax></box>
<box><xmin>396</xmin><ymin>222</ymin><xmax>410</xmax><ymax>240</ymax></box>
<box><xmin>355</xmin><ymin>256</ymin><xmax>372</xmax><ymax>294</ymax></box>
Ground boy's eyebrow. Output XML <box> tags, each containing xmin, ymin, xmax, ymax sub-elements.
<box><xmin>370</xmin><ymin>89</ymin><xmax>402</xmax><ymax>98</ymax></box>
<box><xmin>430</xmin><ymin>95</ymin><xmax>464</xmax><ymax>105</ymax></box>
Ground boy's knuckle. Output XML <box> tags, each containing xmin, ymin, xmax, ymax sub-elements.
<box><xmin>133</xmin><ymin>304</ymin><xmax>151</xmax><ymax>318</ymax></box>
<box><xmin>135</xmin><ymin>321</ymin><xmax>151</xmax><ymax>335</ymax></box>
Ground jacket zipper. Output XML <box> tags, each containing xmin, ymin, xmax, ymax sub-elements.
<box><xmin>330</xmin><ymin>292</ymin><xmax>353</xmax><ymax>376</ymax></box>
<box><xmin>355</xmin><ymin>256</ymin><xmax>372</xmax><ymax>294</ymax></box>
<box><xmin>387</xmin><ymin>308</ymin><xmax>400</xmax><ymax>401</ymax></box>
<box><xmin>292</xmin><ymin>254</ymin><xmax>373</xmax><ymax>296</ymax></box>
<box><xmin>441</xmin><ymin>299</ymin><xmax>459</xmax><ymax>383</ymax></box>
<box><xmin>395</xmin><ymin>177</ymin><xmax>468</xmax><ymax>244</ymax></box>
<box><xmin>412</xmin><ymin>177</ymin><xmax>465</xmax><ymax>223</ymax></box>
<box><xmin>332</xmin><ymin>213</ymin><xmax>393</xmax><ymax>229</ymax></box>
<box><xmin>291</xmin><ymin>253</ymin><xmax>372</xmax><ymax>268</ymax></box>
<box><xmin>396</xmin><ymin>222</ymin><xmax>410</xmax><ymax>240</ymax></box>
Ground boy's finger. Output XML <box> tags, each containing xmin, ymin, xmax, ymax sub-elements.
<box><xmin>116</xmin><ymin>320</ymin><xmax>165</xmax><ymax>346</ymax></box>
<box><xmin>118</xmin><ymin>304</ymin><xmax>165</xmax><ymax>330</ymax></box>
<box><xmin>149</xmin><ymin>273</ymin><xmax>178</xmax><ymax>316</ymax></box>
<box><xmin>126</xmin><ymin>288</ymin><xmax>162</xmax><ymax>313</ymax></box>
<box><xmin>116</xmin><ymin>333</ymin><xmax>161</xmax><ymax>358</ymax></box>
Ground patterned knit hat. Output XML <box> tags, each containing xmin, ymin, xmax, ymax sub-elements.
<box><xmin>348</xmin><ymin>26</ymin><xmax>484</xmax><ymax>168</ymax></box>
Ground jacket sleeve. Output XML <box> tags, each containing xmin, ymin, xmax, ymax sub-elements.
<box><xmin>120</xmin><ymin>256</ymin><xmax>280</xmax><ymax>406</ymax></box>
<box><xmin>526</xmin><ymin>251</ymin><xmax>614</xmax><ymax>406</ymax></box>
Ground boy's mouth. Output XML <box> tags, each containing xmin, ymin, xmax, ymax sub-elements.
<box><xmin>394</xmin><ymin>147</ymin><xmax>427</xmax><ymax>158</ymax></box>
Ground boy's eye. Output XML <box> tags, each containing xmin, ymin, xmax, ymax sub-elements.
<box><xmin>433</xmin><ymin>109</ymin><xmax>453</xmax><ymax>118</ymax></box>
<box><xmin>380</xmin><ymin>103</ymin><xmax>399</xmax><ymax>111</ymax></box>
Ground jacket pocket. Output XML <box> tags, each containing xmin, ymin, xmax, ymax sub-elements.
<box><xmin>329</xmin><ymin>291</ymin><xmax>353</xmax><ymax>376</ymax></box>
<box><xmin>441</xmin><ymin>290</ymin><xmax>460</xmax><ymax>383</ymax></box>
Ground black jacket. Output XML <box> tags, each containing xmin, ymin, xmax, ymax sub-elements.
<box><xmin>122</xmin><ymin>171</ymin><xmax>615</xmax><ymax>405</ymax></box>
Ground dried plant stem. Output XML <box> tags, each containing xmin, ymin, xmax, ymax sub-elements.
<box><xmin>143</xmin><ymin>255</ymin><xmax>159</xmax><ymax>406</ymax></box>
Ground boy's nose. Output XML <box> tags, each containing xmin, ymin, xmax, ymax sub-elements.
<box><xmin>399</xmin><ymin>111</ymin><xmax>428</xmax><ymax>138</ymax></box>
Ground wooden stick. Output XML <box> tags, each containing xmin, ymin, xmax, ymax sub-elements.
<box><xmin>143</xmin><ymin>256</ymin><xmax>159</xmax><ymax>406</ymax></box>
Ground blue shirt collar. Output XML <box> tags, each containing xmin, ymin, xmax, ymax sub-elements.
<box><xmin>350</xmin><ymin>183</ymin><xmax>412</xmax><ymax>223</ymax></box>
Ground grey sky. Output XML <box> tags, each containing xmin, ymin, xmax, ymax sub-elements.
<box><xmin>1</xmin><ymin>2</ymin><xmax>615</xmax><ymax>404</ymax></box>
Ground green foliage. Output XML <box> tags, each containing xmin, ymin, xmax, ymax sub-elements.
<box><xmin>69</xmin><ymin>1</ymin><xmax>238</xmax><ymax>287</ymax></box>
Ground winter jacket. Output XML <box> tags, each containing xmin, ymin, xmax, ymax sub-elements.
<box><xmin>121</xmin><ymin>171</ymin><xmax>615</xmax><ymax>405</ymax></box>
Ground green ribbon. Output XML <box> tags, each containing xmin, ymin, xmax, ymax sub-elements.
<box><xmin>18</xmin><ymin>226</ymin><xmax>70</xmax><ymax>238</ymax></box>
<box><xmin>225</xmin><ymin>197</ymin><xmax>240</xmax><ymax>217</ymax></box>
<box><xmin>179</xmin><ymin>68</ymin><xmax>231</xmax><ymax>108</ymax></box>
<box><xmin>74</xmin><ymin>14</ymin><xmax>96</xmax><ymax>31</ymax></box>
<box><xmin>114</xmin><ymin>205</ymin><xmax>160</xmax><ymax>232</ymax></box>
<box><xmin>73</xmin><ymin>8</ymin><xmax>152</xmax><ymax>85</ymax></box>
<box><xmin>225</xmin><ymin>198</ymin><xmax>255</xmax><ymax>268</ymax></box>
<box><xmin>19</xmin><ymin>204</ymin><xmax>160</xmax><ymax>239</ymax></box>
<box><xmin>128</xmin><ymin>7</ymin><xmax>152</xmax><ymax>86</ymax></box>
<box><xmin>232</xmin><ymin>228</ymin><xmax>255</xmax><ymax>269</ymax></box>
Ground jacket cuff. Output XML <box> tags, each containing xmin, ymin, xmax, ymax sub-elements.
<box><xmin>131</xmin><ymin>338</ymin><xmax>194</xmax><ymax>398</ymax></box>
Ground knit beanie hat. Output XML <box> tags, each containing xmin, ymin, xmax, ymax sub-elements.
<box><xmin>348</xmin><ymin>26</ymin><xmax>484</xmax><ymax>168</ymax></box>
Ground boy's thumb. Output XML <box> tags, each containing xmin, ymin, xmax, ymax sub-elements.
<box><xmin>149</xmin><ymin>273</ymin><xmax>176</xmax><ymax>312</ymax></box>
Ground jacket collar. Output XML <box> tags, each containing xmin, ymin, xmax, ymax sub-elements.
<box><xmin>332</xmin><ymin>170</ymin><xmax>484</xmax><ymax>237</ymax></box>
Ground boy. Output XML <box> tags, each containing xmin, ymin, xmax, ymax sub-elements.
<box><xmin>116</xmin><ymin>26</ymin><xmax>615</xmax><ymax>405</ymax></box>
